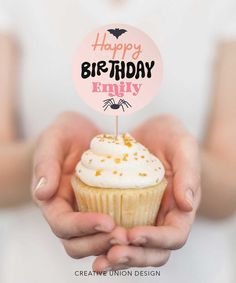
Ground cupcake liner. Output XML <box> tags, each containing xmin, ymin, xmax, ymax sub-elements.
<box><xmin>71</xmin><ymin>176</ymin><xmax>167</xmax><ymax>228</ymax></box>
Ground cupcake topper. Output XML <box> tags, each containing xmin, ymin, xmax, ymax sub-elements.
<box><xmin>73</xmin><ymin>24</ymin><xmax>163</xmax><ymax>136</ymax></box>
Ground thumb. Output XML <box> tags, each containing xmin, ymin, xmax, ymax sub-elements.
<box><xmin>32</xmin><ymin>130</ymin><xmax>64</xmax><ymax>202</ymax></box>
<box><xmin>173</xmin><ymin>169</ymin><xmax>198</xmax><ymax>212</ymax></box>
<box><xmin>32</xmin><ymin>158</ymin><xmax>61</xmax><ymax>201</ymax></box>
<box><xmin>172</xmin><ymin>141</ymin><xmax>200</xmax><ymax>212</ymax></box>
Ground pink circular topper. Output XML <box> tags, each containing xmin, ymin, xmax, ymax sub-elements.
<box><xmin>73</xmin><ymin>24</ymin><xmax>163</xmax><ymax>116</ymax></box>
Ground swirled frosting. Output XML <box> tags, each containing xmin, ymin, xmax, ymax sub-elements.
<box><xmin>75</xmin><ymin>133</ymin><xmax>165</xmax><ymax>189</ymax></box>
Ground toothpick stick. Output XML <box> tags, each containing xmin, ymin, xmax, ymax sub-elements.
<box><xmin>115</xmin><ymin>115</ymin><xmax>119</xmax><ymax>139</ymax></box>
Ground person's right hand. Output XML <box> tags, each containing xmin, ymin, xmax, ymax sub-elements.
<box><xmin>31</xmin><ymin>112</ymin><xmax>127</xmax><ymax>260</ymax></box>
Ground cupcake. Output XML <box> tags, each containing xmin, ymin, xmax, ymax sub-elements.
<box><xmin>71</xmin><ymin>133</ymin><xmax>167</xmax><ymax>228</ymax></box>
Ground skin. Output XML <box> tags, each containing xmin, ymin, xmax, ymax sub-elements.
<box><xmin>0</xmin><ymin>33</ymin><xmax>33</xmax><ymax>206</ymax></box>
<box><xmin>200</xmin><ymin>41</ymin><xmax>236</xmax><ymax>218</ymax></box>
<box><xmin>93</xmin><ymin>115</ymin><xmax>201</xmax><ymax>271</ymax></box>
<box><xmin>0</xmin><ymin>33</ymin><xmax>17</xmax><ymax>142</ymax></box>
<box><xmin>31</xmin><ymin>112</ymin><xmax>200</xmax><ymax>271</ymax></box>
<box><xmin>0</xmin><ymin>33</ymin><xmax>236</xmax><ymax>270</ymax></box>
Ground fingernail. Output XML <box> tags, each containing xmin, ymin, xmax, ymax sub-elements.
<box><xmin>110</xmin><ymin>238</ymin><xmax>121</xmax><ymax>245</ymax></box>
<box><xmin>102</xmin><ymin>266</ymin><xmax>112</xmax><ymax>272</ymax></box>
<box><xmin>34</xmin><ymin>177</ymin><xmax>47</xmax><ymax>192</ymax></box>
<box><xmin>94</xmin><ymin>225</ymin><xmax>111</xmax><ymax>232</ymax></box>
<box><xmin>110</xmin><ymin>238</ymin><xmax>129</xmax><ymax>245</ymax></box>
<box><xmin>117</xmin><ymin>257</ymin><xmax>129</xmax><ymax>264</ymax></box>
<box><xmin>131</xmin><ymin>237</ymin><xmax>147</xmax><ymax>246</ymax></box>
<box><xmin>185</xmin><ymin>189</ymin><xmax>194</xmax><ymax>208</ymax></box>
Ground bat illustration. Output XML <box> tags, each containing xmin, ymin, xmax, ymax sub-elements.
<box><xmin>107</xmin><ymin>28</ymin><xmax>127</xmax><ymax>39</ymax></box>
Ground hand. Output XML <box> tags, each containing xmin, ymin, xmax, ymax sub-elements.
<box><xmin>31</xmin><ymin>112</ymin><xmax>123</xmax><ymax>259</ymax></box>
<box><xmin>93</xmin><ymin>115</ymin><xmax>201</xmax><ymax>271</ymax></box>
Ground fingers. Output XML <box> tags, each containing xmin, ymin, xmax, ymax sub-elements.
<box><xmin>37</xmin><ymin>173</ymin><xmax>116</xmax><ymax>259</ymax></box>
<box><xmin>40</xmin><ymin>176</ymin><xmax>115</xmax><ymax>239</ymax></box>
<box><xmin>93</xmin><ymin>255</ymin><xmax>113</xmax><ymax>272</ymax></box>
<box><xmin>50</xmin><ymin>211</ymin><xmax>115</xmax><ymax>239</ymax></box>
<box><xmin>93</xmin><ymin>255</ymin><xmax>131</xmax><ymax>272</ymax></box>
<box><xmin>128</xmin><ymin>201</ymin><xmax>196</xmax><ymax>250</ymax></box>
<box><xmin>128</xmin><ymin>224</ymin><xmax>189</xmax><ymax>250</ymax></box>
<box><xmin>133</xmin><ymin>116</ymin><xmax>201</xmax><ymax>212</ymax></box>
<box><xmin>172</xmin><ymin>136</ymin><xmax>201</xmax><ymax>212</ymax></box>
<box><xmin>109</xmin><ymin>226</ymin><xmax>129</xmax><ymax>245</ymax></box>
<box><xmin>62</xmin><ymin>226</ymin><xmax>127</xmax><ymax>260</ymax></box>
<box><xmin>32</xmin><ymin>128</ymin><xmax>65</xmax><ymax>201</ymax></box>
<box><xmin>32</xmin><ymin>112</ymin><xmax>100</xmax><ymax>201</ymax></box>
<box><xmin>93</xmin><ymin>255</ymin><xmax>130</xmax><ymax>272</ymax></box>
<box><xmin>32</xmin><ymin>159</ymin><xmax>61</xmax><ymax>201</ymax></box>
<box><xmin>62</xmin><ymin>233</ymin><xmax>113</xmax><ymax>259</ymax></box>
<box><xmin>41</xmin><ymin>196</ymin><xmax>115</xmax><ymax>239</ymax></box>
<box><xmin>93</xmin><ymin>246</ymin><xmax>170</xmax><ymax>270</ymax></box>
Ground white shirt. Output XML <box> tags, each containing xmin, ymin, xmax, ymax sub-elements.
<box><xmin>0</xmin><ymin>1</ymin><xmax>236</xmax><ymax>282</ymax></box>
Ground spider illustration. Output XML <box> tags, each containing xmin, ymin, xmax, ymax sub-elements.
<box><xmin>103</xmin><ymin>98</ymin><xmax>132</xmax><ymax>112</ymax></box>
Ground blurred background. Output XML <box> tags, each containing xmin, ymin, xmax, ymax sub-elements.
<box><xmin>0</xmin><ymin>0</ymin><xmax>236</xmax><ymax>282</ymax></box>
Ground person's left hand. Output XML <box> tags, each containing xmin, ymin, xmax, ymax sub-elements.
<box><xmin>93</xmin><ymin>115</ymin><xmax>201</xmax><ymax>271</ymax></box>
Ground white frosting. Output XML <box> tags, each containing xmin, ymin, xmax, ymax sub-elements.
<box><xmin>75</xmin><ymin>133</ymin><xmax>165</xmax><ymax>189</ymax></box>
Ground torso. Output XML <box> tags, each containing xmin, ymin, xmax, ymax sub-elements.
<box><xmin>1</xmin><ymin>1</ymin><xmax>236</xmax><ymax>282</ymax></box>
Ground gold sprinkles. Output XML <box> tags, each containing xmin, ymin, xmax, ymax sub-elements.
<box><xmin>100</xmin><ymin>159</ymin><xmax>105</xmax><ymax>162</ymax></box>
<box><xmin>122</xmin><ymin>134</ymin><xmax>133</xmax><ymax>148</ymax></box>
<box><xmin>123</xmin><ymin>153</ymin><xmax>128</xmax><ymax>161</ymax></box>
<box><xmin>114</xmin><ymin>158</ymin><xmax>121</xmax><ymax>164</ymax></box>
<box><xmin>103</xmin><ymin>134</ymin><xmax>113</xmax><ymax>139</ymax></box>
<box><xmin>124</xmin><ymin>141</ymin><xmax>132</xmax><ymax>147</ymax></box>
<box><xmin>139</xmin><ymin>172</ymin><xmax>147</xmax><ymax>177</ymax></box>
<box><xmin>95</xmin><ymin>169</ymin><xmax>102</xmax><ymax>176</ymax></box>
<box><xmin>113</xmin><ymin>170</ymin><xmax>118</xmax><ymax>175</ymax></box>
